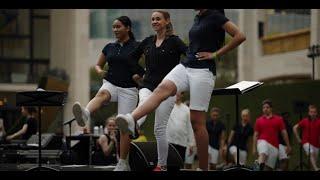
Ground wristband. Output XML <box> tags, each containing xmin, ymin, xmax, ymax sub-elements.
<box><xmin>212</xmin><ymin>52</ymin><xmax>218</xmax><ymax>59</ymax></box>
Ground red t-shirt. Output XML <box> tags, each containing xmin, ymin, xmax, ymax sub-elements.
<box><xmin>255</xmin><ymin>114</ymin><xmax>285</xmax><ymax>148</ymax></box>
<box><xmin>298</xmin><ymin>118</ymin><xmax>320</xmax><ymax>148</ymax></box>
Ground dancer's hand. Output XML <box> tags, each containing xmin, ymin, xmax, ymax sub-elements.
<box><xmin>252</xmin><ymin>148</ymin><xmax>257</xmax><ymax>156</ymax></box>
<box><xmin>297</xmin><ymin>138</ymin><xmax>302</xmax><ymax>144</ymax></box>
<box><xmin>285</xmin><ymin>145</ymin><xmax>292</xmax><ymax>155</ymax></box>
<box><xmin>189</xmin><ymin>146</ymin><xmax>195</xmax><ymax>155</ymax></box>
<box><xmin>97</xmin><ymin>69</ymin><xmax>107</xmax><ymax>78</ymax></box>
<box><xmin>132</xmin><ymin>74</ymin><xmax>144</xmax><ymax>87</ymax></box>
<box><xmin>110</xmin><ymin>131</ymin><xmax>117</xmax><ymax>142</ymax></box>
<box><xmin>196</xmin><ymin>52</ymin><xmax>217</xmax><ymax>60</ymax></box>
<box><xmin>83</xmin><ymin>126</ymin><xmax>90</xmax><ymax>134</ymax></box>
<box><xmin>6</xmin><ymin>135</ymin><xmax>13</xmax><ymax>141</ymax></box>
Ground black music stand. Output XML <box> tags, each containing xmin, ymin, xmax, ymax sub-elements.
<box><xmin>16</xmin><ymin>90</ymin><xmax>67</xmax><ymax>171</ymax></box>
<box><xmin>212</xmin><ymin>81</ymin><xmax>263</xmax><ymax>171</ymax></box>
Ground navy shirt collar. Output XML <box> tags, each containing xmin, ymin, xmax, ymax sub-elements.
<box><xmin>196</xmin><ymin>9</ymin><xmax>213</xmax><ymax>19</ymax></box>
<box><xmin>116</xmin><ymin>38</ymin><xmax>133</xmax><ymax>47</ymax></box>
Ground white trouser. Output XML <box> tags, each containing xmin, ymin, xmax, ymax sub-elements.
<box><xmin>136</xmin><ymin>88</ymin><xmax>175</xmax><ymax>166</ymax></box>
<box><xmin>229</xmin><ymin>145</ymin><xmax>248</xmax><ymax>165</ymax></box>
<box><xmin>303</xmin><ymin>143</ymin><xmax>319</xmax><ymax>157</ymax></box>
<box><xmin>257</xmin><ymin>140</ymin><xmax>279</xmax><ymax>169</ymax></box>
<box><xmin>208</xmin><ymin>146</ymin><xmax>219</xmax><ymax>164</ymax></box>
<box><xmin>99</xmin><ymin>80</ymin><xmax>138</xmax><ymax>115</ymax></box>
<box><xmin>185</xmin><ymin>146</ymin><xmax>197</xmax><ymax>164</ymax></box>
<box><xmin>278</xmin><ymin>144</ymin><xmax>289</xmax><ymax>160</ymax></box>
<box><xmin>164</xmin><ymin>64</ymin><xmax>215</xmax><ymax>112</ymax></box>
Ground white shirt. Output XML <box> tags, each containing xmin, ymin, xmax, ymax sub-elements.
<box><xmin>167</xmin><ymin>103</ymin><xmax>195</xmax><ymax>147</ymax></box>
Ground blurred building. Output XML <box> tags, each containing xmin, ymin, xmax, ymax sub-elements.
<box><xmin>0</xmin><ymin>9</ymin><xmax>90</xmax><ymax>134</ymax></box>
<box><xmin>238</xmin><ymin>9</ymin><xmax>320</xmax><ymax>83</ymax></box>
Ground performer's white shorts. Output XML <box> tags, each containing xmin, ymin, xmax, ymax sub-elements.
<box><xmin>164</xmin><ymin>64</ymin><xmax>215</xmax><ymax>112</ymax></box>
<box><xmin>303</xmin><ymin>143</ymin><xmax>319</xmax><ymax>156</ymax></box>
<box><xmin>185</xmin><ymin>146</ymin><xmax>197</xmax><ymax>164</ymax></box>
<box><xmin>278</xmin><ymin>144</ymin><xmax>289</xmax><ymax>160</ymax></box>
<box><xmin>99</xmin><ymin>80</ymin><xmax>138</xmax><ymax>114</ymax></box>
<box><xmin>257</xmin><ymin>140</ymin><xmax>279</xmax><ymax>169</ymax></box>
<box><xmin>208</xmin><ymin>146</ymin><xmax>219</xmax><ymax>164</ymax></box>
<box><xmin>229</xmin><ymin>145</ymin><xmax>248</xmax><ymax>165</ymax></box>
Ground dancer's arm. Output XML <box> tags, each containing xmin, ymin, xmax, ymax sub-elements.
<box><xmin>6</xmin><ymin>124</ymin><xmax>28</xmax><ymax>140</ymax></box>
<box><xmin>95</xmin><ymin>53</ymin><xmax>107</xmax><ymax>77</ymax></box>
<box><xmin>196</xmin><ymin>21</ymin><xmax>246</xmax><ymax>60</ymax></box>
<box><xmin>281</xmin><ymin>129</ymin><xmax>292</xmax><ymax>154</ymax></box>
<box><xmin>227</xmin><ymin>130</ymin><xmax>235</xmax><ymax>146</ymax></box>
<box><xmin>293</xmin><ymin>124</ymin><xmax>301</xmax><ymax>144</ymax></box>
<box><xmin>252</xmin><ymin>131</ymin><xmax>258</xmax><ymax>156</ymax></box>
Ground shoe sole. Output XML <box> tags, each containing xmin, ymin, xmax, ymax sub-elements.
<box><xmin>116</xmin><ymin>115</ymin><xmax>133</xmax><ymax>135</ymax></box>
<box><xmin>73</xmin><ymin>103</ymin><xmax>86</xmax><ymax>127</ymax></box>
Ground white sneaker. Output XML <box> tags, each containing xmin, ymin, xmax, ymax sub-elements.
<box><xmin>72</xmin><ymin>102</ymin><xmax>90</xmax><ymax>127</ymax></box>
<box><xmin>113</xmin><ymin>161</ymin><xmax>130</xmax><ymax>171</ymax></box>
<box><xmin>115</xmin><ymin>114</ymin><xmax>135</xmax><ymax>137</ymax></box>
<box><xmin>196</xmin><ymin>168</ymin><xmax>203</xmax><ymax>171</ymax></box>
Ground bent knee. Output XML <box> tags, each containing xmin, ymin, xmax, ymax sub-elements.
<box><xmin>96</xmin><ymin>90</ymin><xmax>110</xmax><ymax>99</ymax></box>
<box><xmin>154</xmin><ymin>81</ymin><xmax>176</xmax><ymax>97</ymax></box>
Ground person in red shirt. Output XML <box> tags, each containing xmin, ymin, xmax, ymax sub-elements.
<box><xmin>252</xmin><ymin>99</ymin><xmax>291</xmax><ymax>171</ymax></box>
<box><xmin>293</xmin><ymin>104</ymin><xmax>320</xmax><ymax>171</ymax></box>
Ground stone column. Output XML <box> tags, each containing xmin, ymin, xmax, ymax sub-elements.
<box><xmin>50</xmin><ymin>9</ymin><xmax>90</xmax><ymax>134</ymax></box>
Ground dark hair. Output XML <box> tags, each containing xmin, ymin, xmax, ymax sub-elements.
<box><xmin>23</xmin><ymin>106</ymin><xmax>37</xmax><ymax>114</ymax></box>
<box><xmin>308</xmin><ymin>104</ymin><xmax>317</xmax><ymax>110</ymax></box>
<box><xmin>262</xmin><ymin>99</ymin><xmax>273</xmax><ymax>108</ymax></box>
<box><xmin>152</xmin><ymin>10</ymin><xmax>174</xmax><ymax>37</ymax></box>
<box><xmin>211</xmin><ymin>107</ymin><xmax>221</xmax><ymax>113</ymax></box>
<box><xmin>115</xmin><ymin>16</ymin><xmax>135</xmax><ymax>40</ymax></box>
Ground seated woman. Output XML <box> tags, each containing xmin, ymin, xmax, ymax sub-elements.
<box><xmin>6</xmin><ymin>106</ymin><xmax>37</xmax><ymax>141</ymax></box>
<box><xmin>0</xmin><ymin>117</ymin><xmax>6</xmax><ymax>142</ymax></box>
<box><xmin>92</xmin><ymin>116</ymin><xmax>120</xmax><ymax>165</ymax></box>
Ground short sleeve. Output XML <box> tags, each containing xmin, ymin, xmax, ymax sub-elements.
<box><xmin>278</xmin><ymin>117</ymin><xmax>285</xmax><ymax>131</ymax></box>
<box><xmin>173</xmin><ymin>36</ymin><xmax>188</xmax><ymax>55</ymax></box>
<box><xmin>102</xmin><ymin>43</ymin><xmax>111</xmax><ymax>56</ymax></box>
<box><xmin>214</xmin><ymin>13</ymin><xmax>229</xmax><ymax>28</ymax></box>
<box><xmin>298</xmin><ymin>119</ymin><xmax>305</xmax><ymax>129</ymax></box>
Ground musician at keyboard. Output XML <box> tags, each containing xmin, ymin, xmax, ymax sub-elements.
<box><xmin>6</xmin><ymin>106</ymin><xmax>37</xmax><ymax>141</ymax></box>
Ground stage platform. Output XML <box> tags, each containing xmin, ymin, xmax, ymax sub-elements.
<box><xmin>0</xmin><ymin>163</ymin><xmax>115</xmax><ymax>171</ymax></box>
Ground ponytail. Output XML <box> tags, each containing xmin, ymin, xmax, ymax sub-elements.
<box><xmin>165</xmin><ymin>22</ymin><xmax>174</xmax><ymax>37</ymax></box>
<box><xmin>128</xmin><ymin>31</ymin><xmax>135</xmax><ymax>40</ymax></box>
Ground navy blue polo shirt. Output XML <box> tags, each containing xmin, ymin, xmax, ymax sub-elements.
<box><xmin>230</xmin><ymin>123</ymin><xmax>254</xmax><ymax>151</ymax></box>
<box><xmin>130</xmin><ymin>35</ymin><xmax>187</xmax><ymax>91</ymax></box>
<box><xmin>102</xmin><ymin>39</ymin><xmax>145</xmax><ymax>88</ymax></box>
<box><xmin>206</xmin><ymin>120</ymin><xmax>226</xmax><ymax>149</ymax></box>
<box><xmin>181</xmin><ymin>9</ymin><xmax>229</xmax><ymax>75</ymax></box>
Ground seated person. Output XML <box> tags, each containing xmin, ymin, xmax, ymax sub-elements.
<box><xmin>6</xmin><ymin>106</ymin><xmax>37</xmax><ymax>141</ymax></box>
<box><xmin>0</xmin><ymin>117</ymin><xmax>6</xmax><ymax>142</ymax></box>
<box><xmin>93</xmin><ymin>116</ymin><xmax>119</xmax><ymax>165</ymax></box>
<box><xmin>227</xmin><ymin>109</ymin><xmax>253</xmax><ymax>167</ymax></box>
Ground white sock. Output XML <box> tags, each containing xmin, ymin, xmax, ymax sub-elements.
<box><xmin>119</xmin><ymin>158</ymin><xmax>127</xmax><ymax>164</ymax></box>
<box><xmin>84</xmin><ymin>108</ymin><xmax>90</xmax><ymax>116</ymax></box>
<box><xmin>127</xmin><ymin>113</ymin><xmax>134</xmax><ymax>121</ymax></box>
